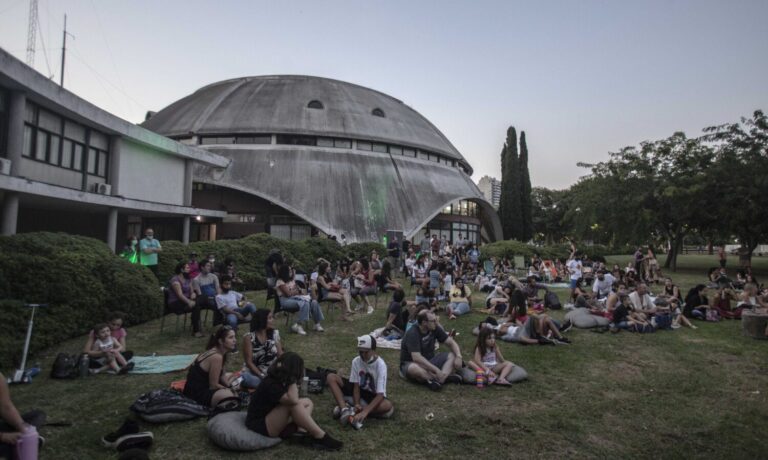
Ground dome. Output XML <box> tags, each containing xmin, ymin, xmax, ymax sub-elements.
<box><xmin>142</xmin><ymin>75</ymin><xmax>471</xmax><ymax>172</ymax></box>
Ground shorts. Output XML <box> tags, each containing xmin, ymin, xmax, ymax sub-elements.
<box><xmin>340</xmin><ymin>378</ymin><xmax>378</xmax><ymax>404</ymax></box>
<box><xmin>569</xmin><ymin>278</ymin><xmax>579</xmax><ymax>289</ymax></box>
<box><xmin>400</xmin><ymin>352</ymin><xmax>451</xmax><ymax>380</ymax></box>
<box><xmin>248</xmin><ymin>417</ymin><xmax>271</xmax><ymax>437</ymax></box>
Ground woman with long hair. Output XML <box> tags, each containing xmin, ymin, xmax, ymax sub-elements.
<box><xmin>183</xmin><ymin>326</ymin><xmax>239</xmax><ymax>408</ymax></box>
<box><xmin>315</xmin><ymin>261</ymin><xmax>354</xmax><ymax>318</ymax></box>
<box><xmin>241</xmin><ymin>309</ymin><xmax>283</xmax><ymax>389</ymax></box>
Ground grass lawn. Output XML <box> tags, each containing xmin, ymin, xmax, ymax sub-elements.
<box><xmin>7</xmin><ymin>255</ymin><xmax>768</xmax><ymax>459</ymax></box>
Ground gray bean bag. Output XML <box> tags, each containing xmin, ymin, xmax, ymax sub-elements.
<box><xmin>207</xmin><ymin>411</ymin><xmax>281</xmax><ymax>451</ymax></box>
<box><xmin>565</xmin><ymin>308</ymin><xmax>610</xmax><ymax>328</ymax></box>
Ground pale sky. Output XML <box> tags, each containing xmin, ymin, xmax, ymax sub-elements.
<box><xmin>1</xmin><ymin>0</ymin><xmax>766</xmax><ymax>189</ymax></box>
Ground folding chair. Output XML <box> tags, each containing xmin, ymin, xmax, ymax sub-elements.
<box><xmin>159</xmin><ymin>287</ymin><xmax>188</xmax><ymax>334</ymax></box>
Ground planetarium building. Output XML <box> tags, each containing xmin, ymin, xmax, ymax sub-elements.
<box><xmin>143</xmin><ymin>76</ymin><xmax>501</xmax><ymax>244</ymax></box>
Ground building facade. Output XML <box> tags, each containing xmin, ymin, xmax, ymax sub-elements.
<box><xmin>477</xmin><ymin>175</ymin><xmax>501</xmax><ymax>209</ymax></box>
<box><xmin>0</xmin><ymin>48</ymin><xmax>229</xmax><ymax>248</ymax></box>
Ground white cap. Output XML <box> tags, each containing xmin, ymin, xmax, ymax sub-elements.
<box><xmin>357</xmin><ymin>335</ymin><xmax>374</xmax><ymax>350</ymax></box>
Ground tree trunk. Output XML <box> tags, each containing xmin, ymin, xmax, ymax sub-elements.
<box><xmin>669</xmin><ymin>235</ymin><xmax>683</xmax><ymax>272</ymax></box>
<box><xmin>707</xmin><ymin>241</ymin><xmax>713</xmax><ymax>255</ymax></box>
<box><xmin>739</xmin><ymin>244</ymin><xmax>755</xmax><ymax>268</ymax></box>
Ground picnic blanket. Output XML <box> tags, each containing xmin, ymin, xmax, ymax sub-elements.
<box><xmin>543</xmin><ymin>283</ymin><xmax>570</xmax><ymax>289</ymax></box>
<box><xmin>370</xmin><ymin>327</ymin><xmax>402</xmax><ymax>350</ymax></box>
<box><xmin>130</xmin><ymin>354</ymin><xmax>198</xmax><ymax>374</ymax></box>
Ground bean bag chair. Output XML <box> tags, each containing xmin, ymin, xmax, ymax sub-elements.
<box><xmin>207</xmin><ymin>411</ymin><xmax>281</xmax><ymax>451</ymax></box>
<box><xmin>565</xmin><ymin>309</ymin><xmax>609</xmax><ymax>329</ymax></box>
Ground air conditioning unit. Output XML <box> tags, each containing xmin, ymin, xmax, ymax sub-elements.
<box><xmin>0</xmin><ymin>158</ymin><xmax>11</xmax><ymax>175</ymax></box>
<box><xmin>90</xmin><ymin>182</ymin><xmax>112</xmax><ymax>195</ymax></box>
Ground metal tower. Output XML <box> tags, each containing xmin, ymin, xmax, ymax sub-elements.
<box><xmin>26</xmin><ymin>0</ymin><xmax>38</xmax><ymax>67</ymax></box>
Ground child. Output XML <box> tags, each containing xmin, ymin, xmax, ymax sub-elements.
<box><xmin>106</xmin><ymin>311</ymin><xmax>133</xmax><ymax>362</ymax></box>
<box><xmin>469</xmin><ymin>328</ymin><xmax>515</xmax><ymax>385</ymax></box>
<box><xmin>86</xmin><ymin>323</ymin><xmax>132</xmax><ymax>374</ymax></box>
<box><xmin>326</xmin><ymin>335</ymin><xmax>394</xmax><ymax>428</ymax></box>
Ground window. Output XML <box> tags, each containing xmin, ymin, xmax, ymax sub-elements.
<box><xmin>317</xmin><ymin>137</ymin><xmax>334</xmax><ymax>148</ymax></box>
<box><xmin>22</xmin><ymin>125</ymin><xmax>33</xmax><ymax>157</ymax></box>
<box><xmin>236</xmin><ymin>135</ymin><xmax>271</xmax><ymax>144</ymax></box>
<box><xmin>49</xmin><ymin>134</ymin><xmax>61</xmax><ymax>165</ymax></box>
<box><xmin>372</xmin><ymin>143</ymin><xmax>387</xmax><ymax>153</ymax></box>
<box><xmin>334</xmin><ymin>138</ymin><xmax>352</xmax><ymax>149</ymax></box>
<box><xmin>73</xmin><ymin>144</ymin><xmax>83</xmax><ymax>171</ymax></box>
<box><xmin>61</xmin><ymin>139</ymin><xmax>72</xmax><ymax>168</ymax></box>
<box><xmin>418</xmin><ymin>151</ymin><xmax>430</xmax><ymax>160</ymax></box>
<box><xmin>87</xmin><ymin>148</ymin><xmax>98</xmax><ymax>174</ymax></box>
<box><xmin>35</xmin><ymin>130</ymin><xmax>48</xmax><ymax>161</ymax></box>
<box><xmin>307</xmin><ymin>100</ymin><xmax>324</xmax><ymax>109</ymax></box>
<box><xmin>98</xmin><ymin>151</ymin><xmax>108</xmax><ymax>177</ymax></box>
<box><xmin>403</xmin><ymin>148</ymin><xmax>416</xmax><ymax>157</ymax></box>
<box><xmin>389</xmin><ymin>146</ymin><xmax>403</xmax><ymax>155</ymax></box>
<box><xmin>357</xmin><ymin>141</ymin><xmax>372</xmax><ymax>151</ymax></box>
<box><xmin>372</xmin><ymin>108</ymin><xmax>385</xmax><ymax>117</ymax></box>
<box><xmin>275</xmin><ymin>134</ymin><xmax>316</xmax><ymax>146</ymax></box>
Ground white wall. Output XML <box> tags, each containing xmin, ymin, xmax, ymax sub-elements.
<box><xmin>117</xmin><ymin>139</ymin><xmax>185</xmax><ymax>206</ymax></box>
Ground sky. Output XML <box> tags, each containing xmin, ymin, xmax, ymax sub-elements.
<box><xmin>1</xmin><ymin>0</ymin><xmax>766</xmax><ymax>189</ymax></box>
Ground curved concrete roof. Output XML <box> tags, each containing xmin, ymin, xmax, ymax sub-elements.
<box><xmin>194</xmin><ymin>147</ymin><xmax>501</xmax><ymax>243</ymax></box>
<box><xmin>142</xmin><ymin>75</ymin><xmax>470</xmax><ymax>170</ymax></box>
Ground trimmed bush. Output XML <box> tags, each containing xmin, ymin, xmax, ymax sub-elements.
<box><xmin>481</xmin><ymin>240</ymin><xmax>611</xmax><ymax>265</ymax></box>
<box><xmin>0</xmin><ymin>232</ymin><xmax>161</xmax><ymax>369</ymax></box>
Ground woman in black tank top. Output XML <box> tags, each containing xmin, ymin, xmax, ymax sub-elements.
<box><xmin>183</xmin><ymin>326</ymin><xmax>238</xmax><ymax>408</ymax></box>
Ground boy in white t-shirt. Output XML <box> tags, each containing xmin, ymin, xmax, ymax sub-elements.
<box><xmin>326</xmin><ymin>335</ymin><xmax>394</xmax><ymax>428</ymax></box>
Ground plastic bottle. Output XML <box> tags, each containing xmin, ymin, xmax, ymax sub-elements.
<box><xmin>14</xmin><ymin>425</ymin><xmax>38</xmax><ymax>460</ymax></box>
<box><xmin>79</xmin><ymin>354</ymin><xmax>90</xmax><ymax>377</ymax></box>
<box><xmin>349</xmin><ymin>415</ymin><xmax>363</xmax><ymax>430</ymax></box>
<box><xmin>300</xmin><ymin>376</ymin><xmax>309</xmax><ymax>397</ymax></box>
<box><xmin>475</xmin><ymin>369</ymin><xmax>486</xmax><ymax>389</ymax></box>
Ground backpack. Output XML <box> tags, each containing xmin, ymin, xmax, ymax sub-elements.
<box><xmin>130</xmin><ymin>389</ymin><xmax>209</xmax><ymax>423</ymax></box>
<box><xmin>50</xmin><ymin>353</ymin><xmax>80</xmax><ymax>379</ymax></box>
<box><xmin>305</xmin><ymin>367</ymin><xmax>336</xmax><ymax>394</ymax></box>
<box><xmin>544</xmin><ymin>291</ymin><xmax>562</xmax><ymax>310</ymax></box>
<box><xmin>654</xmin><ymin>313</ymin><xmax>673</xmax><ymax>330</ymax></box>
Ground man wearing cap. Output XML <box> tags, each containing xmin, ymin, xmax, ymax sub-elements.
<box><xmin>326</xmin><ymin>335</ymin><xmax>394</xmax><ymax>428</ymax></box>
<box><xmin>399</xmin><ymin>310</ymin><xmax>464</xmax><ymax>391</ymax></box>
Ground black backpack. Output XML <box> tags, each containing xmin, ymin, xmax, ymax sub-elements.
<box><xmin>544</xmin><ymin>291</ymin><xmax>562</xmax><ymax>310</ymax></box>
<box><xmin>50</xmin><ymin>353</ymin><xmax>80</xmax><ymax>379</ymax></box>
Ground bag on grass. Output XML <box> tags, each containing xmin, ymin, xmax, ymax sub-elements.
<box><xmin>654</xmin><ymin>313</ymin><xmax>673</xmax><ymax>330</ymax></box>
<box><xmin>50</xmin><ymin>353</ymin><xmax>80</xmax><ymax>379</ymax></box>
<box><xmin>544</xmin><ymin>291</ymin><xmax>562</xmax><ymax>310</ymax></box>
<box><xmin>130</xmin><ymin>389</ymin><xmax>209</xmax><ymax>423</ymax></box>
<box><xmin>305</xmin><ymin>367</ymin><xmax>336</xmax><ymax>394</ymax></box>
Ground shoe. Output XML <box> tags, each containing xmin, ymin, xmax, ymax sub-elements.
<box><xmin>427</xmin><ymin>379</ymin><xmax>442</xmax><ymax>392</ymax></box>
<box><xmin>312</xmin><ymin>433</ymin><xmax>343</xmax><ymax>451</ymax></box>
<box><xmin>339</xmin><ymin>406</ymin><xmax>355</xmax><ymax>426</ymax></box>
<box><xmin>102</xmin><ymin>418</ymin><xmax>140</xmax><ymax>447</ymax></box>
<box><xmin>444</xmin><ymin>374</ymin><xmax>463</xmax><ymax>384</ymax></box>
<box><xmin>332</xmin><ymin>405</ymin><xmax>342</xmax><ymax>419</ymax></box>
<box><xmin>538</xmin><ymin>337</ymin><xmax>555</xmax><ymax>346</ymax></box>
<box><xmin>671</xmin><ymin>324</ymin><xmax>681</xmax><ymax>329</ymax></box>
<box><xmin>314</xmin><ymin>323</ymin><xmax>325</xmax><ymax>332</ymax></box>
<box><xmin>366</xmin><ymin>305</ymin><xmax>375</xmax><ymax>315</ymax></box>
<box><xmin>118</xmin><ymin>362</ymin><xmax>135</xmax><ymax>375</ymax></box>
<box><xmin>560</xmin><ymin>320</ymin><xmax>573</xmax><ymax>333</ymax></box>
<box><xmin>554</xmin><ymin>336</ymin><xmax>571</xmax><ymax>344</ymax></box>
<box><xmin>115</xmin><ymin>432</ymin><xmax>154</xmax><ymax>452</ymax></box>
<box><xmin>291</xmin><ymin>323</ymin><xmax>307</xmax><ymax>336</ymax></box>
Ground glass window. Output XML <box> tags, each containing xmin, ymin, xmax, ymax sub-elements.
<box><xmin>24</xmin><ymin>103</ymin><xmax>36</xmax><ymax>123</ymax></box>
<box><xmin>307</xmin><ymin>100</ymin><xmax>324</xmax><ymax>109</ymax></box>
<box><xmin>98</xmin><ymin>151</ymin><xmax>108</xmax><ymax>177</ymax></box>
<box><xmin>389</xmin><ymin>146</ymin><xmax>403</xmax><ymax>155</ymax></box>
<box><xmin>372</xmin><ymin>143</ymin><xmax>387</xmax><ymax>153</ymax></box>
<box><xmin>431</xmin><ymin>154</ymin><xmax>440</xmax><ymax>162</ymax></box>
<box><xmin>201</xmin><ymin>137</ymin><xmax>218</xmax><ymax>145</ymax></box>
<box><xmin>317</xmin><ymin>137</ymin><xmax>334</xmax><ymax>147</ymax></box>
<box><xmin>236</xmin><ymin>135</ymin><xmax>271</xmax><ymax>144</ymax></box>
<box><xmin>334</xmin><ymin>138</ymin><xmax>352</xmax><ymax>149</ymax></box>
<box><xmin>357</xmin><ymin>141</ymin><xmax>372</xmax><ymax>151</ymax></box>
<box><xmin>49</xmin><ymin>134</ymin><xmax>61</xmax><ymax>165</ymax></box>
<box><xmin>38</xmin><ymin>108</ymin><xmax>61</xmax><ymax>133</ymax></box>
<box><xmin>61</xmin><ymin>139</ymin><xmax>72</xmax><ymax>168</ymax></box>
<box><xmin>403</xmin><ymin>148</ymin><xmax>416</xmax><ymax>157</ymax></box>
<box><xmin>418</xmin><ymin>151</ymin><xmax>429</xmax><ymax>160</ymax></box>
<box><xmin>73</xmin><ymin>143</ymin><xmax>83</xmax><ymax>171</ymax></box>
<box><xmin>35</xmin><ymin>130</ymin><xmax>48</xmax><ymax>161</ymax></box>
<box><xmin>87</xmin><ymin>148</ymin><xmax>98</xmax><ymax>174</ymax></box>
<box><xmin>276</xmin><ymin>134</ymin><xmax>315</xmax><ymax>146</ymax></box>
<box><xmin>23</xmin><ymin>125</ymin><xmax>33</xmax><ymax>157</ymax></box>
<box><xmin>372</xmin><ymin>108</ymin><xmax>385</xmax><ymax>117</ymax></box>
<box><xmin>89</xmin><ymin>130</ymin><xmax>108</xmax><ymax>150</ymax></box>
<box><xmin>64</xmin><ymin>120</ymin><xmax>85</xmax><ymax>142</ymax></box>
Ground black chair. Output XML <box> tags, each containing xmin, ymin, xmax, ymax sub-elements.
<box><xmin>159</xmin><ymin>287</ymin><xmax>188</xmax><ymax>334</ymax></box>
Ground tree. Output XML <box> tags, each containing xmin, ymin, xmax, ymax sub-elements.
<box><xmin>499</xmin><ymin>127</ymin><xmax>523</xmax><ymax>240</ymax></box>
<box><xmin>531</xmin><ymin>187</ymin><xmax>569</xmax><ymax>244</ymax></box>
<box><xmin>519</xmin><ymin>131</ymin><xmax>533</xmax><ymax>241</ymax></box>
<box><xmin>703</xmin><ymin>110</ymin><xmax>768</xmax><ymax>267</ymax></box>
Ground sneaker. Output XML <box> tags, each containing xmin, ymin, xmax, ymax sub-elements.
<box><xmin>332</xmin><ymin>405</ymin><xmax>342</xmax><ymax>419</ymax></box>
<box><xmin>444</xmin><ymin>373</ymin><xmax>463</xmax><ymax>384</ymax></box>
<box><xmin>366</xmin><ymin>305</ymin><xmax>375</xmax><ymax>315</ymax></box>
<box><xmin>671</xmin><ymin>324</ymin><xmax>681</xmax><ymax>329</ymax></box>
<box><xmin>554</xmin><ymin>336</ymin><xmax>571</xmax><ymax>344</ymax></box>
<box><xmin>291</xmin><ymin>323</ymin><xmax>307</xmax><ymax>336</ymax></box>
<box><xmin>102</xmin><ymin>418</ymin><xmax>140</xmax><ymax>447</ymax></box>
<box><xmin>115</xmin><ymin>432</ymin><xmax>154</xmax><ymax>452</ymax></box>
<box><xmin>118</xmin><ymin>362</ymin><xmax>135</xmax><ymax>375</ymax></box>
<box><xmin>538</xmin><ymin>336</ymin><xmax>555</xmax><ymax>346</ymax></box>
<box><xmin>560</xmin><ymin>320</ymin><xmax>573</xmax><ymax>333</ymax></box>
<box><xmin>427</xmin><ymin>379</ymin><xmax>442</xmax><ymax>392</ymax></box>
<box><xmin>339</xmin><ymin>406</ymin><xmax>355</xmax><ymax>426</ymax></box>
<box><xmin>314</xmin><ymin>323</ymin><xmax>325</xmax><ymax>332</ymax></box>
<box><xmin>311</xmin><ymin>433</ymin><xmax>343</xmax><ymax>451</ymax></box>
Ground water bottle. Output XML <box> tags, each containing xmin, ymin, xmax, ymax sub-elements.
<box><xmin>14</xmin><ymin>425</ymin><xmax>38</xmax><ymax>460</ymax></box>
<box><xmin>349</xmin><ymin>415</ymin><xmax>363</xmax><ymax>430</ymax></box>
<box><xmin>79</xmin><ymin>354</ymin><xmax>90</xmax><ymax>377</ymax></box>
<box><xmin>475</xmin><ymin>369</ymin><xmax>486</xmax><ymax>389</ymax></box>
<box><xmin>300</xmin><ymin>376</ymin><xmax>309</xmax><ymax>397</ymax></box>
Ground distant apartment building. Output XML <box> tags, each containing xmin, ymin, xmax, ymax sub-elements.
<box><xmin>477</xmin><ymin>175</ymin><xmax>500</xmax><ymax>209</ymax></box>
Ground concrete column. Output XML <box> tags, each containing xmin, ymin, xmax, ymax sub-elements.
<box><xmin>106</xmin><ymin>207</ymin><xmax>118</xmax><ymax>252</ymax></box>
<box><xmin>108</xmin><ymin>136</ymin><xmax>121</xmax><ymax>195</ymax></box>
<box><xmin>6</xmin><ymin>91</ymin><xmax>26</xmax><ymax>175</ymax></box>
<box><xmin>182</xmin><ymin>216</ymin><xmax>190</xmax><ymax>244</ymax></box>
<box><xmin>183</xmin><ymin>159</ymin><xmax>193</xmax><ymax>206</ymax></box>
<box><xmin>1</xmin><ymin>192</ymin><xmax>19</xmax><ymax>236</ymax></box>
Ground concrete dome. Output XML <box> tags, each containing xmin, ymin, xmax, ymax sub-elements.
<box><xmin>142</xmin><ymin>75</ymin><xmax>471</xmax><ymax>172</ymax></box>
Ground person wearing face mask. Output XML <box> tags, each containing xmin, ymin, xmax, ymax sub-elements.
<box><xmin>139</xmin><ymin>228</ymin><xmax>162</xmax><ymax>279</ymax></box>
<box><xmin>119</xmin><ymin>235</ymin><xmax>139</xmax><ymax>264</ymax></box>
<box><xmin>167</xmin><ymin>262</ymin><xmax>203</xmax><ymax>337</ymax></box>
<box><xmin>325</xmin><ymin>335</ymin><xmax>394</xmax><ymax>428</ymax></box>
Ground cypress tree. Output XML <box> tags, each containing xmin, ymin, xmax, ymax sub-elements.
<box><xmin>499</xmin><ymin>126</ymin><xmax>522</xmax><ymax>239</ymax></box>
<box><xmin>519</xmin><ymin>131</ymin><xmax>533</xmax><ymax>241</ymax></box>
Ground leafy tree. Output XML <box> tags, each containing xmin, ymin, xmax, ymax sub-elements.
<box><xmin>519</xmin><ymin>131</ymin><xmax>533</xmax><ymax>241</ymax></box>
<box><xmin>703</xmin><ymin>110</ymin><xmax>768</xmax><ymax>267</ymax></box>
<box><xmin>531</xmin><ymin>187</ymin><xmax>569</xmax><ymax>244</ymax></box>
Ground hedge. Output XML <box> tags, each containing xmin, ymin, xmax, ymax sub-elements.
<box><xmin>0</xmin><ymin>232</ymin><xmax>161</xmax><ymax>369</ymax></box>
<box><xmin>481</xmin><ymin>240</ymin><xmax>612</xmax><ymax>265</ymax></box>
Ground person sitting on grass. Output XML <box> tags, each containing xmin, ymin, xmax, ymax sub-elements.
<box><xmin>683</xmin><ymin>284</ymin><xmax>710</xmax><ymax>320</ymax></box>
<box><xmin>399</xmin><ymin>310</ymin><xmax>464</xmax><ymax>391</ymax></box>
<box><xmin>384</xmin><ymin>289</ymin><xmax>413</xmax><ymax>337</ymax></box>
<box><xmin>521</xmin><ymin>275</ymin><xmax>549</xmax><ymax>306</ymax></box>
<box><xmin>484</xmin><ymin>283</ymin><xmax>511</xmax><ymax>315</ymax></box>
<box><xmin>350</xmin><ymin>258</ymin><xmax>376</xmax><ymax>314</ymax></box>
<box><xmin>469</xmin><ymin>327</ymin><xmax>517</xmax><ymax>385</ymax></box>
<box><xmin>609</xmin><ymin>290</ymin><xmax>645</xmax><ymax>332</ymax></box>
<box><xmin>241</xmin><ymin>309</ymin><xmax>283</xmax><ymax>389</ymax></box>
<box><xmin>326</xmin><ymin>335</ymin><xmax>395</xmax><ymax>428</ymax></box>
<box><xmin>215</xmin><ymin>275</ymin><xmax>257</xmax><ymax>330</ymax></box>
<box><xmin>0</xmin><ymin>372</ymin><xmax>44</xmax><ymax>459</ymax></box>
<box><xmin>85</xmin><ymin>323</ymin><xmax>134</xmax><ymax>374</ymax></box>
<box><xmin>592</xmin><ymin>270</ymin><xmax>616</xmax><ymax>300</ymax></box>
<box><xmin>737</xmin><ymin>283</ymin><xmax>768</xmax><ymax>309</ymax></box>
<box><xmin>414</xmin><ymin>280</ymin><xmax>437</xmax><ymax>310</ymax></box>
<box><xmin>411</xmin><ymin>254</ymin><xmax>430</xmax><ymax>286</ymax></box>
<box><xmin>503</xmin><ymin>301</ymin><xmax>571</xmax><ymax>344</ymax></box>
<box><xmin>183</xmin><ymin>326</ymin><xmax>239</xmax><ymax>409</ymax></box>
<box><xmin>628</xmin><ymin>283</ymin><xmax>656</xmax><ymax>315</ymax></box>
<box><xmin>245</xmin><ymin>352</ymin><xmax>343</xmax><ymax>451</ymax></box>
<box><xmin>378</xmin><ymin>260</ymin><xmax>402</xmax><ymax>292</ymax></box>
<box><xmin>84</xmin><ymin>311</ymin><xmax>133</xmax><ymax>363</ymax></box>
<box><xmin>447</xmin><ymin>278</ymin><xmax>472</xmax><ymax>319</ymax></box>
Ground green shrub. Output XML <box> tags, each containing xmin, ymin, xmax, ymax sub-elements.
<box><xmin>0</xmin><ymin>232</ymin><xmax>161</xmax><ymax>369</ymax></box>
<box><xmin>481</xmin><ymin>240</ymin><xmax>611</xmax><ymax>265</ymax></box>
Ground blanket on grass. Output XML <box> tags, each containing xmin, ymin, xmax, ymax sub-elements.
<box><xmin>130</xmin><ymin>354</ymin><xmax>197</xmax><ymax>374</ymax></box>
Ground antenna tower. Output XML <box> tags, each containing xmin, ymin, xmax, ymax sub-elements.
<box><xmin>26</xmin><ymin>0</ymin><xmax>38</xmax><ymax>67</ymax></box>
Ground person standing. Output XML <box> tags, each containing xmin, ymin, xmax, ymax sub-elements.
<box><xmin>139</xmin><ymin>228</ymin><xmax>162</xmax><ymax>279</ymax></box>
<box><xmin>718</xmin><ymin>246</ymin><xmax>727</xmax><ymax>269</ymax></box>
<box><xmin>387</xmin><ymin>237</ymin><xmax>400</xmax><ymax>274</ymax></box>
